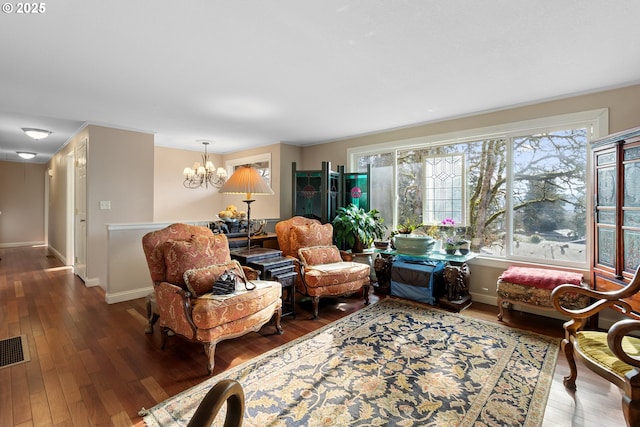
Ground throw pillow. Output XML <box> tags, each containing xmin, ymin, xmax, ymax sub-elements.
<box><xmin>298</xmin><ymin>245</ymin><xmax>342</xmax><ymax>266</ymax></box>
<box><xmin>289</xmin><ymin>222</ymin><xmax>333</xmax><ymax>256</ymax></box>
<box><xmin>162</xmin><ymin>234</ymin><xmax>231</xmax><ymax>287</ymax></box>
<box><xmin>183</xmin><ymin>260</ymin><xmax>244</xmax><ymax>296</ymax></box>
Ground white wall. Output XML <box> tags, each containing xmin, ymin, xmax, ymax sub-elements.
<box><xmin>0</xmin><ymin>160</ymin><xmax>46</xmax><ymax>246</ymax></box>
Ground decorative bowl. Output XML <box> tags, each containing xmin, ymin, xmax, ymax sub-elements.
<box><xmin>393</xmin><ymin>234</ymin><xmax>436</xmax><ymax>255</ymax></box>
<box><xmin>373</xmin><ymin>240</ymin><xmax>390</xmax><ymax>250</ymax></box>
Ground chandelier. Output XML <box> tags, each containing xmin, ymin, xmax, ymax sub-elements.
<box><xmin>183</xmin><ymin>141</ymin><xmax>228</xmax><ymax>189</ymax></box>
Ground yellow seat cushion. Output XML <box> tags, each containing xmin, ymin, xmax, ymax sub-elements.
<box><xmin>576</xmin><ymin>330</ymin><xmax>640</xmax><ymax>377</ymax></box>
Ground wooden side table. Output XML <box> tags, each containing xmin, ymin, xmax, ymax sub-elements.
<box><xmin>227</xmin><ymin>232</ymin><xmax>278</xmax><ymax>248</ymax></box>
<box><xmin>231</xmin><ymin>247</ymin><xmax>297</xmax><ymax>318</ymax></box>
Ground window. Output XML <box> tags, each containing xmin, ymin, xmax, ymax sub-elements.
<box><xmin>424</xmin><ymin>154</ymin><xmax>465</xmax><ymax>225</ymax></box>
<box><xmin>225</xmin><ymin>153</ymin><xmax>271</xmax><ymax>187</ymax></box>
<box><xmin>349</xmin><ymin>110</ymin><xmax>608</xmax><ymax>268</ymax></box>
<box><xmin>510</xmin><ymin>130</ymin><xmax>587</xmax><ymax>263</ymax></box>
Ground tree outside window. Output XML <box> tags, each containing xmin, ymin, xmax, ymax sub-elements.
<box><xmin>355</xmin><ymin>127</ymin><xmax>588</xmax><ymax>267</ymax></box>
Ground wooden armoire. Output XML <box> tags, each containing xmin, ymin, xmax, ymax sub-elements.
<box><xmin>592</xmin><ymin>125</ymin><xmax>640</xmax><ymax>313</ymax></box>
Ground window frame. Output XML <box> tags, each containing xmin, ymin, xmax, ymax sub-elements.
<box><xmin>224</xmin><ymin>153</ymin><xmax>272</xmax><ymax>188</ymax></box>
<box><xmin>347</xmin><ymin>108</ymin><xmax>609</xmax><ymax>269</ymax></box>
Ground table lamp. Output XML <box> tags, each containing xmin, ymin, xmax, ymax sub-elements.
<box><xmin>219</xmin><ymin>165</ymin><xmax>274</xmax><ymax>249</ymax></box>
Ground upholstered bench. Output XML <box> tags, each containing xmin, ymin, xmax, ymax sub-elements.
<box><xmin>496</xmin><ymin>266</ymin><xmax>589</xmax><ymax>320</ymax></box>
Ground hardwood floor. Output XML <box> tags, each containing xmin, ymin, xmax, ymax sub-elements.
<box><xmin>0</xmin><ymin>245</ymin><xmax>626</xmax><ymax>426</ymax></box>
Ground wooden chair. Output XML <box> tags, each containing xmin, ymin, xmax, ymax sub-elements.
<box><xmin>187</xmin><ymin>379</ymin><xmax>244</xmax><ymax>427</ymax></box>
<box><xmin>551</xmin><ymin>267</ymin><xmax>640</xmax><ymax>426</ymax></box>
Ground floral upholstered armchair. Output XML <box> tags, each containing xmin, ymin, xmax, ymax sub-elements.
<box><xmin>142</xmin><ymin>223</ymin><xmax>282</xmax><ymax>374</ymax></box>
<box><xmin>275</xmin><ymin>216</ymin><xmax>370</xmax><ymax>319</ymax></box>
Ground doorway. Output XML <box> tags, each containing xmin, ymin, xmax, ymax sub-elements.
<box><xmin>74</xmin><ymin>139</ymin><xmax>87</xmax><ymax>281</ymax></box>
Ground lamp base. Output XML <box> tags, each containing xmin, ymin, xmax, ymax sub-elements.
<box><xmin>243</xmin><ymin>199</ymin><xmax>255</xmax><ymax>250</ymax></box>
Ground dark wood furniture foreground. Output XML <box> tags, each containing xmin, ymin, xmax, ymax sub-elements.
<box><xmin>552</xmin><ymin>266</ymin><xmax>640</xmax><ymax>427</ymax></box>
<box><xmin>187</xmin><ymin>379</ymin><xmax>244</xmax><ymax>427</ymax></box>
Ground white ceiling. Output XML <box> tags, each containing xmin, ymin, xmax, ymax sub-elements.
<box><xmin>1</xmin><ymin>0</ymin><xmax>639</xmax><ymax>164</ymax></box>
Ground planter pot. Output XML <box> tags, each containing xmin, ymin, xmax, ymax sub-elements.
<box><xmin>353</xmin><ymin>237</ymin><xmax>368</xmax><ymax>254</ymax></box>
<box><xmin>458</xmin><ymin>240</ymin><xmax>470</xmax><ymax>255</ymax></box>
<box><xmin>374</xmin><ymin>241</ymin><xmax>390</xmax><ymax>250</ymax></box>
<box><xmin>445</xmin><ymin>247</ymin><xmax>457</xmax><ymax>255</ymax></box>
<box><xmin>394</xmin><ymin>234</ymin><xmax>436</xmax><ymax>255</ymax></box>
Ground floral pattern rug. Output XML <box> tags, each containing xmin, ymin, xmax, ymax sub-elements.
<box><xmin>142</xmin><ymin>298</ymin><xmax>558</xmax><ymax>426</ymax></box>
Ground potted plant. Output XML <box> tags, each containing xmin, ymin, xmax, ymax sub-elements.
<box><xmin>444</xmin><ymin>237</ymin><xmax>459</xmax><ymax>254</ymax></box>
<box><xmin>388</xmin><ymin>219</ymin><xmax>423</xmax><ymax>240</ymax></box>
<box><xmin>332</xmin><ymin>204</ymin><xmax>386</xmax><ymax>253</ymax></box>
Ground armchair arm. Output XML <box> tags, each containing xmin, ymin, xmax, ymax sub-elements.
<box><xmin>241</xmin><ymin>265</ymin><xmax>260</xmax><ymax>281</ymax></box>
<box><xmin>340</xmin><ymin>250</ymin><xmax>354</xmax><ymax>262</ymax></box>
<box><xmin>187</xmin><ymin>379</ymin><xmax>244</xmax><ymax>427</ymax></box>
<box><xmin>154</xmin><ymin>281</ymin><xmax>197</xmax><ymax>339</ymax></box>
<box><xmin>285</xmin><ymin>255</ymin><xmax>310</xmax><ymax>295</ymax></box>
<box><xmin>552</xmin><ymin>284</ymin><xmax>634</xmax><ymax>319</ymax></box>
<box><xmin>607</xmin><ymin>319</ymin><xmax>640</xmax><ymax>369</ymax></box>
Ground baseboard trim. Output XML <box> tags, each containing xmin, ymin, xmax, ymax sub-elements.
<box><xmin>47</xmin><ymin>246</ymin><xmax>67</xmax><ymax>265</ymax></box>
<box><xmin>83</xmin><ymin>277</ymin><xmax>100</xmax><ymax>287</ymax></box>
<box><xmin>0</xmin><ymin>241</ymin><xmax>45</xmax><ymax>248</ymax></box>
<box><xmin>105</xmin><ymin>287</ymin><xmax>153</xmax><ymax>304</ymax></box>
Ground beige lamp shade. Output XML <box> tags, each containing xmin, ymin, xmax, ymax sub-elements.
<box><xmin>219</xmin><ymin>165</ymin><xmax>274</xmax><ymax>199</ymax></box>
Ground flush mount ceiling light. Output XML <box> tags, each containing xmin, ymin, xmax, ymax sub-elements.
<box><xmin>22</xmin><ymin>128</ymin><xmax>52</xmax><ymax>140</ymax></box>
<box><xmin>17</xmin><ymin>151</ymin><xmax>36</xmax><ymax>160</ymax></box>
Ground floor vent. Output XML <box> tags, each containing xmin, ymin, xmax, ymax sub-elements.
<box><xmin>0</xmin><ymin>335</ymin><xmax>30</xmax><ymax>369</ymax></box>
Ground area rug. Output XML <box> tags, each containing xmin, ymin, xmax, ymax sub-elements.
<box><xmin>142</xmin><ymin>298</ymin><xmax>559</xmax><ymax>426</ymax></box>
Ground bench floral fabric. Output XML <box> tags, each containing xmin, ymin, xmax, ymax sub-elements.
<box><xmin>497</xmin><ymin>266</ymin><xmax>589</xmax><ymax>320</ymax></box>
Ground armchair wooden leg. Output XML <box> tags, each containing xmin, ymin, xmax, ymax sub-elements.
<box><xmin>497</xmin><ymin>297</ymin><xmax>505</xmax><ymax>321</ymax></box>
<box><xmin>362</xmin><ymin>282</ymin><xmax>371</xmax><ymax>305</ymax></box>
<box><xmin>273</xmin><ymin>308</ymin><xmax>283</xmax><ymax>335</ymax></box>
<box><xmin>312</xmin><ymin>296</ymin><xmax>320</xmax><ymax>320</ymax></box>
<box><xmin>160</xmin><ymin>327</ymin><xmax>168</xmax><ymax>349</ymax></box>
<box><xmin>159</xmin><ymin>327</ymin><xmax>175</xmax><ymax>349</ymax></box>
<box><xmin>145</xmin><ymin>293</ymin><xmax>159</xmax><ymax>334</ymax></box>
<box><xmin>204</xmin><ymin>342</ymin><xmax>217</xmax><ymax>375</ymax></box>
<box><xmin>623</xmin><ymin>395</ymin><xmax>640</xmax><ymax>427</ymax></box>
<box><xmin>561</xmin><ymin>338</ymin><xmax>578</xmax><ymax>390</ymax></box>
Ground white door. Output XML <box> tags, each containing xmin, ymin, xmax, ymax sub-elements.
<box><xmin>65</xmin><ymin>153</ymin><xmax>75</xmax><ymax>266</ymax></box>
<box><xmin>74</xmin><ymin>139</ymin><xmax>87</xmax><ymax>281</ymax></box>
